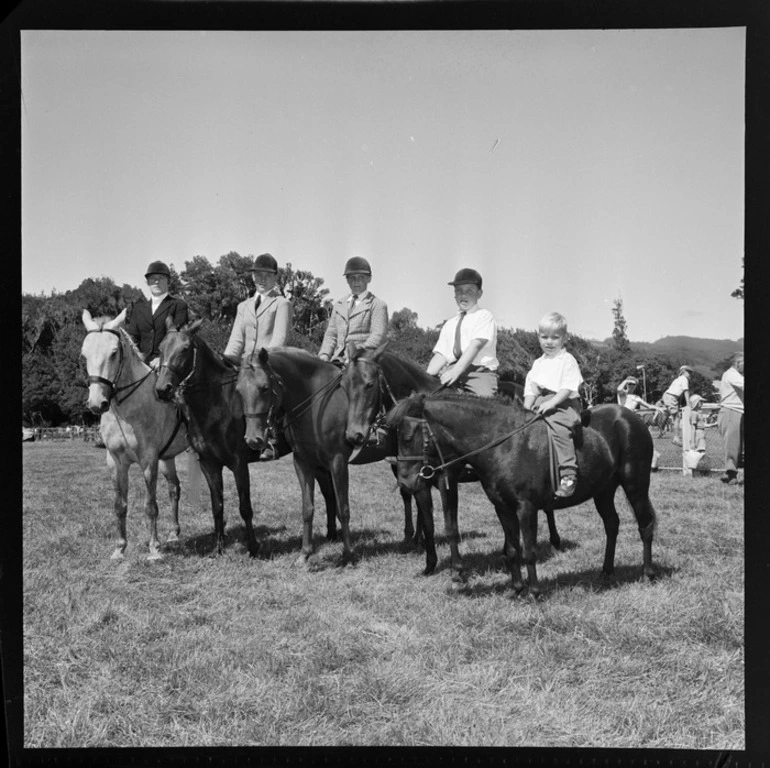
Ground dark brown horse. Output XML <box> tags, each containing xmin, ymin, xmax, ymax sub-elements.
<box><xmin>155</xmin><ymin>319</ymin><xmax>260</xmax><ymax>557</ymax></box>
<box><xmin>387</xmin><ymin>392</ymin><xmax>657</xmax><ymax>596</ymax></box>
<box><xmin>341</xmin><ymin>342</ymin><xmax>562</xmax><ymax>578</ymax></box>
<box><xmin>236</xmin><ymin>346</ymin><xmax>434</xmax><ymax>567</ymax></box>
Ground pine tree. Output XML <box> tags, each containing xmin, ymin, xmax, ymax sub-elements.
<box><xmin>611</xmin><ymin>297</ymin><xmax>631</xmax><ymax>353</ymax></box>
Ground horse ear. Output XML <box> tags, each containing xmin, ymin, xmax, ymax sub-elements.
<box><xmin>258</xmin><ymin>347</ymin><xmax>269</xmax><ymax>365</ymax></box>
<box><xmin>103</xmin><ymin>308</ymin><xmax>127</xmax><ymax>330</ymax></box>
<box><xmin>82</xmin><ymin>309</ymin><xmax>98</xmax><ymax>331</ymax></box>
<box><xmin>187</xmin><ymin>318</ymin><xmax>204</xmax><ymax>335</ymax></box>
<box><xmin>346</xmin><ymin>341</ymin><xmax>359</xmax><ymax>361</ymax></box>
<box><xmin>372</xmin><ymin>340</ymin><xmax>389</xmax><ymax>360</ymax></box>
<box><xmin>165</xmin><ymin>314</ymin><xmax>177</xmax><ymax>333</ymax></box>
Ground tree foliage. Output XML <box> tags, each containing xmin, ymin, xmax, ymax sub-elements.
<box><xmin>21</xmin><ymin>262</ymin><xmax>730</xmax><ymax>426</ymax></box>
<box><xmin>611</xmin><ymin>297</ymin><xmax>631</xmax><ymax>353</ymax></box>
<box><xmin>730</xmin><ymin>257</ymin><xmax>744</xmax><ymax>300</ymax></box>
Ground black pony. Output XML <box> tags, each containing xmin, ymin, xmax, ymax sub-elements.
<box><xmin>388</xmin><ymin>391</ymin><xmax>657</xmax><ymax>596</ymax></box>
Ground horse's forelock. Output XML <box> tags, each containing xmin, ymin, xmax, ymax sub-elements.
<box><xmin>386</xmin><ymin>393</ymin><xmax>425</xmax><ymax>428</ymax></box>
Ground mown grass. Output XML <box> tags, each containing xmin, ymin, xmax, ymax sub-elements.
<box><xmin>23</xmin><ymin>441</ymin><xmax>744</xmax><ymax>748</ymax></box>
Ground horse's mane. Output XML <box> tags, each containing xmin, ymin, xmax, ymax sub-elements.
<box><xmin>386</xmin><ymin>393</ymin><xmax>426</xmax><ymax>427</ymax></box>
<box><xmin>186</xmin><ymin>328</ymin><xmax>234</xmax><ymax>374</ymax></box>
<box><xmin>118</xmin><ymin>327</ymin><xmax>147</xmax><ymax>363</ymax></box>
<box><xmin>387</xmin><ymin>390</ymin><xmax>531</xmax><ymax>429</ymax></box>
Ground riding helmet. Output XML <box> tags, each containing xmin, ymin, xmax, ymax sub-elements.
<box><xmin>145</xmin><ymin>260</ymin><xmax>171</xmax><ymax>279</ymax></box>
<box><xmin>251</xmin><ymin>253</ymin><xmax>279</xmax><ymax>273</ymax></box>
<box><xmin>343</xmin><ymin>257</ymin><xmax>372</xmax><ymax>276</ymax></box>
<box><xmin>448</xmin><ymin>268</ymin><xmax>482</xmax><ymax>288</ymax></box>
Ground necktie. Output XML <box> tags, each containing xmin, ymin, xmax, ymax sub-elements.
<box><xmin>254</xmin><ymin>295</ymin><xmax>261</xmax><ymax>311</ymax></box>
<box><xmin>348</xmin><ymin>294</ymin><xmax>358</xmax><ymax>318</ymax></box>
<box><xmin>453</xmin><ymin>311</ymin><xmax>466</xmax><ymax>360</ymax></box>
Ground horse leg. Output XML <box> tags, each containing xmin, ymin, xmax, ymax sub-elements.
<box><xmin>391</xmin><ymin>463</ymin><xmax>416</xmax><ymax>546</ymax></box>
<box><xmin>140</xmin><ymin>459</ymin><xmax>163</xmax><ymax>561</ymax></box>
<box><xmin>234</xmin><ymin>460</ymin><xmax>259</xmax><ymax>557</ymax></box>
<box><xmin>106</xmin><ymin>451</ymin><xmax>129</xmax><ymax>560</ymax></box>
<box><xmin>329</xmin><ymin>455</ymin><xmax>355</xmax><ymax>566</ymax></box>
<box><xmin>414</xmin><ymin>484</ymin><xmax>437</xmax><ymax>575</ymax></box>
<box><xmin>491</xmin><ymin>500</ymin><xmax>525</xmax><ymax>594</ymax></box>
<box><xmin>620</xmin><ymin>479</ymin><xmax>657</xmax><ymax>581</ymax></box>
<box><xmin>592</xmin><ymin>484</ymin><xmax>621</xmax><ymax>584</ymax></box>
<box><xmin>199</xmin><ymin>459</ymin><xmax>226</xmax><ymax>557</ymax></box>
<box><xmin>292</xmin><ymin>455</ymin><xmax>316</xmax><ymax>566</ymax></box>
<box><xmin>316</xmin><ymin>470</ymin><xmax>338</xmax><ymax>542</ymax></box>
<box><xmin>438</xmin><ymin>471</ymin><xmax>465</xmax><ymax>581</ymax></box>
<box><xmin>543</xmin><ymin>508</ymin><xmax>561</xmax><ymax>550</ymax></box>
<box><xmin>517</xmin><ymin>500</ymin><xmax>541</xmax><ymax>597</ymax></box>
<box><xmin>159</xmin><ymin>458</ymin><xmax>180</xmax><ymax>544</ymax></box>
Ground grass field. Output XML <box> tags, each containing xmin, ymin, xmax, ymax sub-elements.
<box><xmin>22</xmin><ymin>439</ymin><xmax>744</xmax><ymax>749</ymax></box>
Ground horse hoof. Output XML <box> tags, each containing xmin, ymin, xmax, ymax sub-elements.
<box><xmin>166</xmin><ymin>533</ymin><xmax>179</xmax><ymax>544</ymax></box>
<box><xmin>147</xmin><ymin>551</ymin><xmax>163</xmax><ymax>562</ymax></box>
<box><xmin>294</xmin><ymin>554</ymin><xmax>310</xmax><ymax>568</ymax></box>
<box><xmin>110</xmin><ymin>549</ymin><xmax>125</xmax><ymax>560</ymax></box>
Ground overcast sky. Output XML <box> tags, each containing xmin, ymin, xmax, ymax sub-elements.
<box><xmin>21</xmin><ymin>28</ymin><xmax>745</xmax><ymax>341</ymax></box>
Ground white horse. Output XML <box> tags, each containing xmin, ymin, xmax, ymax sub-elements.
<box><xmin>81</xmin><ymin>309</ymin><xmax>189</xmax><ymax>560</ymax></box>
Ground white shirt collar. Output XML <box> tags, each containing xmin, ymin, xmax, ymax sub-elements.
<box><xmin>350</xmin><ymin>290</ymin><xmax>370</xmax><ymax>302</ymax></box>
<box><xmin>151</xmin><ymin>292</ymin><xmax>169</xmax><ymax>306</ymax></box>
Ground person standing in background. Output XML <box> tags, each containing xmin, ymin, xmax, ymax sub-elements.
<box><xmin>717</xmin><ymin>352</ymin><xmax>744</xmax><ymax>485</ymax></box>
<box><xmin>662</xmin><ymin>365</ymin><xmax>693</xmax><ymax>446</ymax></box>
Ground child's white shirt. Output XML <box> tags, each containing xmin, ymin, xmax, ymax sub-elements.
<box><xmin>524</xmin><ymin>348</ymin><xmax>583</xmax><ymax>399</ymax></box>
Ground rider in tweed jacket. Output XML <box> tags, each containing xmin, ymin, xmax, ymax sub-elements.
<box><xmin>318</xmin><ymin>257</ymin><xmax>388</xmax><ymax>364</ymax></box>
<box><xmin>223</xmin><ymin>253</ymin><xmax>292</xmax><ymax>364</ymax></box>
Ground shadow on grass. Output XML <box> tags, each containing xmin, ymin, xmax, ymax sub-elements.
<box><xmin>452</xmin><ymin>561</ymin><xmax>679</xmax><ymax>600</ymax></box>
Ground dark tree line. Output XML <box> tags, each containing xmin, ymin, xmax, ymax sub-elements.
<box><xmin>22</xmin><ymin>256</ymin><xmax>720</xmax><ymax>426</ymax></box>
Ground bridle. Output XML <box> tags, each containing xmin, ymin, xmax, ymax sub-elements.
<box><xmin>396</xmin><ymin>416</ymin><xmax>450</xmax><ymax>480</ymax></box>
<box><xmin>239</xmin><ymin>357</ymin><xmax>284</xmax><ymax>443</ymax></box>
<box><xmin>156</xmin><ymin>331</ymin><xmax>199</xmax><ymax>393</ymax></box>
<box><xmin>344</xmin><ymin>357</ymin><xmax>398</xmax><ymax>435</ymax></box>
<box><xmin>84</xmin><ymin>328</ymin><xmax>153</xmax><ymax>405</ymax></box>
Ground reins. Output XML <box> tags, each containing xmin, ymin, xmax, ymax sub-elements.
<box><xmin>238</xmin><ymin>357</ymin><xmax>345</xmax><ymax>443</ymax></box>
<box><xmin>407</xmin><ymin>409</ymin><xmax>543</xmax><ymax>480</ymax></box>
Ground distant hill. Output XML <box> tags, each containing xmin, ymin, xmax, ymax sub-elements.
<box><xmin>599</xmin><ymin>335</ymin><xmax>744</xmax><ymax>377</ymax></box>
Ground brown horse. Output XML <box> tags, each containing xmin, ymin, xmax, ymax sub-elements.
<box><xmin>340</xmin><ymin>342</ymin><xmax>562</xmax><ymax>578</ymax></box>
<box><xmin>81</xmin><ymin>309</ymin><xmax>188</xmax><ymax>560</ymax></box>
<box><xmin>154</xmin><ymin>319</ymin><xmax>260</xmax><ymax>557</ymax></box>
<box><xmin>235</xmin><ymin>346</ymin><xmax>434</xmax><ymax>567</ymax></box>
<box><xmin>387</xmin><ymin>392</ymin><xmax>657</xmax><ymax>597</ymax></box>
